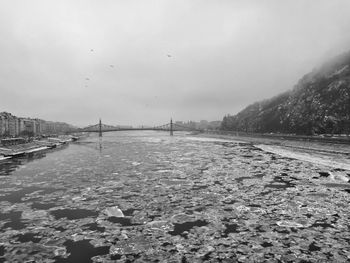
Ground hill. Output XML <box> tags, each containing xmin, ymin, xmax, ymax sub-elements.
<box><xmin>221</xmin><ymin>51</ymin><xmax>350</xmax><ymax>135</ymax></box>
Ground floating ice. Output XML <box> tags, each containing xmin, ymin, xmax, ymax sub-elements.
<box><xmin>171</xmin><ymin>213</ymin><xmax>194</xmax><ymax>223</ymax></box>
<box><xmin>146</xmin><ymin>220</ymin><xmax>174</xmax><ymax>231</ymax></box>
<box><xmin>21</xmin><ymin>210</ymin><xmax>48</xmax><ymax>220</ymax></box>
<box><xmin>276</xmin><ymin>220</ymin><xmax>304</xmax><ymax>228</ymax></box>
<box><xmin>104</xmin><ymin>206</ymin><xmax>124</xmax><ymax>217</ymax></box>
<box><xmin>110</xmin><ymin>238</ymin><xmax>152</xmax><ymax>255</ymax></box>
<box><xmin>54</xmin><ymin>246</ymin><xmax>67</xmax><ymax>257</ymax></box>
<box><xmin>329</xmin><ymin>172</ymin><xmax>349</xmax><ymax>182</ymax></box>
<box><xmin>234</xmin><ymin>205</ymin><xmax>250</xmax><ymax>213</ymax></box>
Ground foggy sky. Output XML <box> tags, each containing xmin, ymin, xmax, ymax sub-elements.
<box><xmin>1</xmin><ymin>0</ymin><xmax>350</xmax><ymax>127</ymax></box>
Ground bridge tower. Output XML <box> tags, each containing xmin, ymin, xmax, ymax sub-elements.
<box><xmin>170</xmin><ymin>118</ymin><xmax>173</xmax><ymax>136</ymax></box>
<box><xmin>99</xmin><ymin>118</ymin><xmax>102</xmax><ymax>137</ymax></box>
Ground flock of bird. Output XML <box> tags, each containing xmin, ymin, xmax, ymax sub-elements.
<box><xmin>84</xmin><ymin>49</ymin><xmax>172</xmax><ymax>88</ymax></box>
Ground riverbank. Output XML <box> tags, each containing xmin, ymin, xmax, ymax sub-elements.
<box><xmin>0</xmin><ymin>135</ymin><xmax>80</xmax><ymax>161</ymax></box>
<box><xmin>198</xmin><ymin>131</ymin><xmax>350</xmax><ymax>153</ymax></box>
<box><xmin>195</xmin><ymin>131</ymin><xmax>350</xmax><ymax>171</ymax></box>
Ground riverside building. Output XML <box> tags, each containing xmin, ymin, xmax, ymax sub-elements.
<box><xmin>0</xmin><ymin>112</ymin><xmax>75</xmax><ymax>138</ymax></box>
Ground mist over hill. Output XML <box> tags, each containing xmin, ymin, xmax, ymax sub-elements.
<box><xmin>221</xmin><ymin>51</ymin><xmax>350</xmax><ymax>135</ymax></box>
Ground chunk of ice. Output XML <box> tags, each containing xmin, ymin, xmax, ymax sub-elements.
<box><xmin>104</xmin><ymin>206</ymin><xmax>124</xmax><ymax>217</ymax></box>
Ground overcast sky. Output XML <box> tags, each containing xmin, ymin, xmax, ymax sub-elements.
<box><xmin>1</xmin><ymin>0</ymin><xmax>350</xmax><ymax>127</ymax></box>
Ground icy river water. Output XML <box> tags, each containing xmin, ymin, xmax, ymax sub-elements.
<box><xmin>0</xmin><ymin>131</ymin><xmax>350</xmax><ymax>262</ymax></box>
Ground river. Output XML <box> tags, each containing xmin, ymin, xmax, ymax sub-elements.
<box><xmin>0</xmin><ymin>131</ymin><xmax>349</xmax><ymax>262</ymax></box>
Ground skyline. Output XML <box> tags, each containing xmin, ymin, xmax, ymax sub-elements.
<box><xmin>1</xmin><ymin>0</ymin><xmax>350</xmax><ymax>127</ymax></box>
<box><xmin>0</xmin><ymin>110</ymin><xmax>219</xmax><ymax>129</ymax></box>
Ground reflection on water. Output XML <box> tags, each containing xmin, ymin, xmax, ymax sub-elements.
<box><xmin>15</xmin><ymin>232</ymin><xmax>41</xmax><ymax>243</ymax></box>
<box><xmin>0</xmin><ymin>144</ymin><xmax>68</xmax><ymax>176</ymax></box>
<box><xmin>55</xmin><ymin>240</ymin><xmax>110</xmax><ymax>263</ymax></box>
<box><xmin>0</xmin><ymin>158</ymin><xmax>26</xmax><ymax>176</ymax></box>
<box><xmin>169</xmin><ymin>220</ymin><xmax>208</xmax><ymax>237</ymax></box>
<box><xmin>98</xmin><ymin>137</ymin><xmax>102</xmax><ymax>153</ymax></box>
<box><xmin>0</xmin><ymin>131</ymin><xmax>349</xmax><ymax>262</ymax></box>
<box><xmin>0</xmin><ymin>211</ymin><xmax>25</xmax><ymax>230</ymax></box>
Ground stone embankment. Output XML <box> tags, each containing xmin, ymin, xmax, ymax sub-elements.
<box><xmin>0</xmin><ymin>135</ymin><xmax>80</xmax><ymax>161</ymax></box>
<box><xmin>198</xmin><ymin>131</ymin><xmax>350</xmax><ymax>171</ymax></box>
<box><xmin>201</xmin><ymin>131</ymin><xmax>350</xmax><ymax>153</ymax></box>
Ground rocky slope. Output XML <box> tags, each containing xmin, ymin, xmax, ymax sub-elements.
<box><xmin>221</xmin><ymin>51</ymin><xmax>350</xmax><ymax>135</ymax></box>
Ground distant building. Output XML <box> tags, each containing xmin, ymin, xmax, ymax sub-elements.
<box><xmin>0</xmin><ymin>112</ymin><xmax>76</xmax><ymax>138</ymax></box>
<box><xmin>0</xmin><ymin>112</ymin><xmax>19</xmax><ymax>137</ymax></box>
<box><xmin>19</xmin><ymin>118</ymin><xmax>37</xmax><ymax>136</ymax></box>
<box><xmin>40</xmin><ymin>121</ymin><xmax>75</xmax><ymax>135</ymax></box>
<box><xmin>0</xmin><ymin>113</ymin><xmax>8</xmax><ymax>136</ymax></box>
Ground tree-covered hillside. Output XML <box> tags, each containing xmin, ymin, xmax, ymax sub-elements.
<box><xmin>222</xmin><ymin>51</ymin><xmax>350</xmax><ymax>135</ymax></box>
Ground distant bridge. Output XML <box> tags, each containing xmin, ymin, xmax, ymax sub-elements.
<box><xmin>79</xmin><ymin>119</ymin><xmax>202</xmax><ymax>136</ymax></box>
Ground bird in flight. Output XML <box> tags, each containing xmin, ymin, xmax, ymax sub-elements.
<box><xmin>167</xmin><ymin>54</ymin><xmax>171</xmax><ymax>57</ymax></box>
<box><xmin>90</xmin><ymin>49</ymin><xmax>94</xmax><ymax>52</ymax></box>
<box><xmin>110</xmin><ymin>65</ymin><xmax>114</xmax><ymax>68</ymax></box>
<box><xmin>85</xmin><ymin>78</ymin><xmax>90</xmax><ymax>81</ymax></box>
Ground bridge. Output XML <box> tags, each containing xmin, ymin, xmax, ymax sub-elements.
<box><xmin>79</xmin><ymin>119</ymin><xmax>202</xmax><ymax>136</ymax></box>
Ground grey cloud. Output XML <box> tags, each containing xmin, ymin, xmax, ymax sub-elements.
<box><xmin>1</xmin><ymin>0</ymin><xmax>350</xmax><ymax>127</ymax></box>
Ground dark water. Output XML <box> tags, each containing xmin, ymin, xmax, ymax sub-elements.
<box><xmin>55</xmin><ymin>240</ymin><xmax>110</xmax><ymax>263</ymax></box>
<box><xmin>0</xmin><ymin>131</ymin><xmax>350</xmax><ymax>262</ymax></box>
<box><xmin>169</xmin><ymin>220</ymin><xmax>208</xmax><ymax>237</ymax></box>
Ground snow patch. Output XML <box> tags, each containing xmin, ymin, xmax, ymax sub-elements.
<box><xmin>255</xmin><ymin>144</ymin><xmax>350</xmax><ymax>170</ymax></box>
